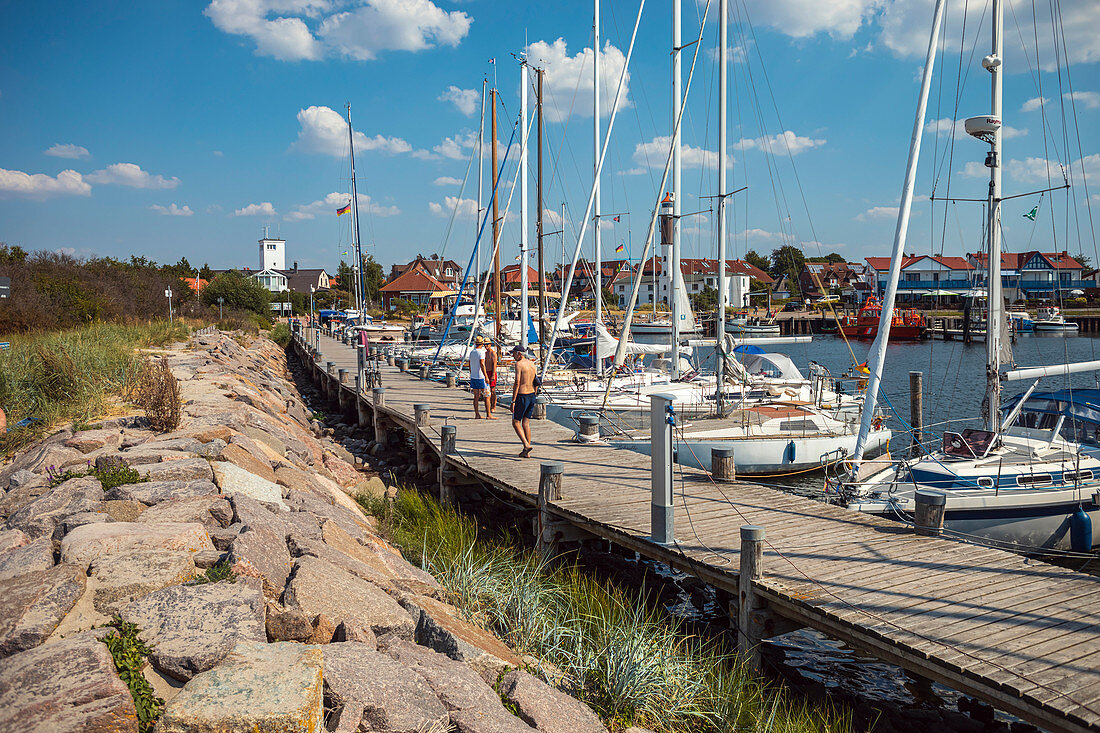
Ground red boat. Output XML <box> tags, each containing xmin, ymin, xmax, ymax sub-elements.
<box><xmin>836</xmin><ymin>296</ymin><xmax>927</xmax><ymax>340</ymax></box>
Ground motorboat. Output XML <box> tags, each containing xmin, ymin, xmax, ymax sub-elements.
<box><xmin>1007</xmin><ymin>309</ymin><xmax>1034</xmax><ymax>333</ymax></box>
<box><xmin>1033</xmin><ymin>305</ymin><xmax>1078</xmax><ymax>332</ymax></box>
<box><xmin>837</xmin><ymin>296</ymin><xmax>927</xmax><ymax>340</ymax></box>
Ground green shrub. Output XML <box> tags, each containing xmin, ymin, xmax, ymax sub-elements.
<box><xmin>190</xmin><ymin>561</ymin><xmax>236</xmax><ymax>585</ymax></box>
<box><xmin>200</xmin><ymin>271</ymin><xmax>271</xmax><ymax>315</ymax></box>
<box><xmin>269</xmin><ymin>322</ymin><xmax>292</xmax><ymax>348</ymax></box>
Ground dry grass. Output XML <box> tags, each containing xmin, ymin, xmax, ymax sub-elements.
<box><xmin>131</xmin><ymin>357</ymin><xmax>181</xmax><ymax>433</ymax></box>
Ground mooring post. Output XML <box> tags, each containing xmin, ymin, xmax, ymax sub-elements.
<box><xmin>413</xmin><ymin>403</ymin><xmax>432</xmax><ymax>476</ymax></box>
<box><xmin>398</xmin><ymin>359</ymin><xmax>408</xmax><ymax>373</ymax></box>
<box><xmin>738</xmin><ymin>525</ymin><xmax>766</xmax><ymax>670</ymax></box>
<box><xmin>354</xmin><ymin>376</ymin><xmax>369</xmax><ymax>428</ymax></box>
<box><xmin>577</xmin><ymin>414</ymin><xmax>600</xmax><ymax>442</ymax></box>
<box><xmin>532</xmin><ymin>395</ymin><xmax>547</xmax><ymax>420</ymax></box>
<box><xmin>337</xmin><ymin>369</ymin><xmax>349</xmax><ymax>413</ymax></box>
<box><xmin>537</xmin><ymin>461</ymin><xmax>564</xmax><ymax>559</ymax></box>
<box><xmin>372</xmin><ymin>388</ymin><xmax>387</xmax><ymax>447</ymax></box>
<box><xmin>909</xmin><ymin>371</ymin><xmax>923</xmax><ymax>456</ymax></box>
<box><xmin>439</xmin><ymin>425</ymin><xmax>457</xmax><ymax>505</ymax></box>
<box><xmin>650</xmin><ymin>393</ymin><xmax>675</xmax><ymax>545</ymax></box>
<box><xmin>914</xmin><ymin>489</ymin><xmax>946</xmax><ymax>536</ymax></box>
<box><xmin>357</xmin><ymin>342</ymin><xmax>366</xmax><ymax>391</ymax></box>
<box><xmin>419</xmin><ymin>364</ymin><xmax>429</xmax><ymax>380</ymax></box>
<box><xmin>446</xmin><ymin>371</ymin><xmax>456</xmax><ymax>388</ymax></box>
<box><xmin>386</xmin><ymin>353</ymin><xmax>395</xmax><ymax>367</ymax></box>
<box><xmin>712</xmin><ymin>447</ymin><xmax>736</xmax><ymax>483</ymax></box>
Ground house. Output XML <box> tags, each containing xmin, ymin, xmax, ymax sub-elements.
<box><xmin>799</xmin><ymin>262</ymin><xmax>868</xmax><ymax>301</ymax></box>
<box><xmin>283</xmin><ymin>262</ymin><xmax>331</xmax><ymax>294</ymax></box>
<box><xmin>499</xmin><ymin>264</ymin><xmax>553</xmax><ymax>294</ymax></box>
<box><xmin>183</xmin><ymin>277</ymin><xmax>208</xmax><ymax>293</ymax></box>
<box><xmin>864</xmin><ymin>255</ymin><xmax>977</xmax><ymax>301</ymax></box>
<box><xmin>379</xmin><ymin>268</ymin><xmax>454</xmax><ymax>312</ymax></box>
<box><xmin>610</xmin><ymin>258</ymin><xmax>773</xmax><ymax>309</ymax></box>
<box><xmin>390</xmin><ymin>255</ymin><xmax>463</xmax><ymax>291</ymax></box>
<box><xmin>771</xmin><ymin>275</ymin><xmax>792</xmax><ymax>300</ymax></box>
<box><xmin>967</xmin><ymin>251</ymin><xmax>1086</xmax><ymax>299</ymax></box>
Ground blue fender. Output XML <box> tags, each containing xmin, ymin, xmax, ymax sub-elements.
<box><xmin>1070</xmin><ymin>506</ymin><xmax>1093</xmax><ymax>553</ymax></box>
<box><xmin>785</xmin><ymin>440</ymin><xmax>796</xmax><ymax>464</ymax></box>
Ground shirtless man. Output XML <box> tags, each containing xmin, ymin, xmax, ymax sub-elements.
<box><xmin>469</xmin><ymin>337</ymin><xmax>493</xmax><ymax>419</ymax></box>
<box><xmin>510</xmin><ymin>345</ymin><xmax>537</xmax><ymax>457</ymax></box>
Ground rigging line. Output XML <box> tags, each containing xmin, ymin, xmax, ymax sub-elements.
<box><xmin>1011</xmin><ymin>0</ymin><xmax>1063</xmax><ymax>164</ymax></box>
<box><xmin>732</xmin><ymin>1</ymin><xmax>792</xmax><ymax>248</ymax></box>
<box><xmin>435</xmin><ymin>113</ymin><xmax>483</xmax><ymax>262</ymax></box>
<box><xmin>1054</xmin><ymin>0</ymin><xmax>1097</xmax><ymax>267</ymax></box>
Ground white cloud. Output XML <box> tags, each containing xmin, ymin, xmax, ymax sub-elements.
<box><xmin>44</xmin><ymin>143</ymin><xmax>90</xmax><ymax>159</ymax></box>
<box><xmin>318</xmin><ymin>0</ymin><xmax>472</xmax><ymax>60</ymax></box>
<box><xmin>293</xmin><ymin>105</ymin><xmax>414</xmax><ymax>157</ymax></box>
<box><xmin>438</xmin><ymin>86</ymin><xmax>478</xmax><ymax>116</ymax></box>
<box><xmin>213</xmin><ymin>150</ymin><xmax>224</xmax><ymax>157</ymax></box>
<box><xmin>855</xmin><ymin>205</ymin><xmax>899</xmax><ymax>221</ymax></box>
<box><xmin>204</xmin><ymin>0</ymin><xmax>323</xmax><ymax>60</ymax></box>
<box><xmin>1065</xmin><ymin>91</ymin><xmax>1100</xmax><ymax>109</ymax></box>
<box><xmin>630</xmin><ymin>135</ymin><xmax>720</xmax><ymax>172</ymax></box>
<box><xmin>433</xmin><ymin>176</ymin><xmax>462</xmax><ymax>186</ymax></box>
<box><xmin>428</xmin><ymin>196</ymin><xmax>478</xmax><ymax>219</ymax></box>
<box><xmin>731</xmin><ymin>0</ymin><xmax>878</xmax><ymax>39</ymax></box>
<box><xmin>735</xmin><ymin>228</ymin><xmax>782</xmax><ymax>242</ymax></box>
<box><xmin>86</xmin><ymin>163</ymin><xmax>179</xmax><ymax>189</ymax></box>
<box><xmin>0</xmin><ymin>168</ymin><xmax>91</xmax><ymax>198</ymax></box>
<box><xmin>876</xmin><ymin>0</ymin><xmax>1100</xmax><ymax>68</ymax></box>
<box><xmin>235</xmin><ymin>201</ymin><xmax>278</xmax><ymax>217</ymax></box>
<box><xmin>284</xmin><ymin>191</ymin><xmax>399</xmax><ymax>221</ymax></box>
<box><xmin>431</xmin><ymin>130</ymin><xmax>479</xmax><ymax>160</ymax></box>
<box><xmin>958</xmin><ymin>154</ymin><xmax>1100</xmax><ymax>183</ymax></box>
<box><xmin>525</xmin><ymin>38</ymin><xmax>630</xmax><ymax>123</ymax></box>
<box><xmin>542</xmin><ymin>208</ymin><xmax>564</xmax><ymax>227</ymax></box>
<box><xmin>149</xmin><ymin>203</ymin><xmax>194</xmax><ymax>216</ymax></box>
<box><xmin>740</xmin><ymin>130</ymin><xmax>826</xmax><ymax>156</ymax></box>
<box><xmin>925</xmin><ymin>117</ymin><xmax>1026</xmax><ymax>140</ymax></box>
<box><xmin>1022</xmin><ymin>96</ymin><xmax>1048</xmax><ymax>112</ymax></box>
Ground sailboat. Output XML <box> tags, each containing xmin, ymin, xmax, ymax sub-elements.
<box><xmin>832</xmin><ymin>0</ymin><xmax>1099</xmax><ymax>552</ymax></box>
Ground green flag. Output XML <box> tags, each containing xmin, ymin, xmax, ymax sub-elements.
<box><xmin>1023</xmin><ymin>205</ymin><xmax>1038</xmax><ymax>221</ymax></box>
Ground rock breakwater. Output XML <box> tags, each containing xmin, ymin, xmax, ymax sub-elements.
<box><xmin>0</xmin><ymin>332</ymin><xmax>613</xmax><ymax>733</ymax></box>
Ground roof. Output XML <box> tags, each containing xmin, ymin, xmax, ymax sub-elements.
<box><xmin>865</xmin><ymin>256</ymin><xmax>920</xmax><ymax>271</ymax></box>
<box><xmin>182</xmin><ymin>277</ymin><xmax>208</xmax><ymax>292</ymax></box>
<box><xmin>380</xmin><ymin>268</ymin><xmax>448</xmax><ymax>294</ymax></box>
<box><xmin>499</xmin><ymin>264</ymin><xmax>546</xmax><ymax>285</ymax></box>
<box><xmin>899</xmin><ymin>255</ymin><xmax>974</xmax><ymax>271</ymax></box>
<box><xmin>969</xmin><ymin>251</ymin><xmax>1083</xmax><ymax>270</ymax></box>
<box><xmin>599</xmin><ymin>258</ymin><xmax>774</xmax><ymax>283</ymax></box>
<box><xmin>392</xmin><ymin>256</ymin><xmax>463</xmax><ymax>282</ymax></box>
<box><xmin>279</xmin><ymin>268</ymin><xmax>329</xmax><ymax>292</ymax></box>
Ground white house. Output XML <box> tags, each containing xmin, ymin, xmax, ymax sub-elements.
<box><xmin>259</xmin><ymin>236</ymin><xmax>286</xmax><ymax>272</ymax></box>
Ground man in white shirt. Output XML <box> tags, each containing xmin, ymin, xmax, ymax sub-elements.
<box><xmin>469</xmin><ymin>337</ymin><xmax>494</xmax><ymax>419</ymax></box>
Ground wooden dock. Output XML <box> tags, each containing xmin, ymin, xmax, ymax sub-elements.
<box><xmin>295</xmin><ymin>331</ymin><xmax>1100</xmax><ymax>733</ymax></box>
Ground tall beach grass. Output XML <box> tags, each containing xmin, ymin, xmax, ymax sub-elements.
<box><xmin>0</xmin><ymin>320</ymin><xmax>190</xmax><ymax>454</ymax></box>
<box><xmin>360</xmin><ymin>489</ymin><xmax>851</xmax><ymax>733</ymax></box>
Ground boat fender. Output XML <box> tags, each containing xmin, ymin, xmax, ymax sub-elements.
<box><xmin>1070</xmin><ymin>506</ymin><xmax>1092</xmax><ymax>553</ymax></box>
<box><xmin>785</xmin><ymin>440</ymin><xmax>796</xmax><ymax>464</ymax></box>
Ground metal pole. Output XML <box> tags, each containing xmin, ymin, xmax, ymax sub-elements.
<box><xmin>491</xmin><ymin>88</ymin><xmax>502</xmax><ymax>361</ymax></box>
<box><xmin>593</xmin><ymin>0</ymin><xmax>603</xmax><ymax>360</ymax></box>
<box><xmin>477</xmin><ymin>79</ymin><xmax>486</xmax><ymax>284</ymax></box>
<box><xmin>347</xmin><ymin>104</ymin><xmax>365</xmax><ymax>313</ymax></box>
<box><xmin>520</xmin><ymin>58</ymin><xmax>530</xmax><ymax>351</ymax></box>
<box><xmin>984</xmin><ymin>0</ymin><xmax>1004</xmax><ymax>432</ymax></box>
<box><xmin>716</xmin><ymin>0</ymin><xmax>728</xmax><ymax>411</ymax></box>
<box><xmin>670</xmin><ymin>0</ymin><xmax>682</xmax><ymax>379</ymax></box>
<box><xmin>536</xmin><ymin>68</ymin><xmax>547</xmax><ymax>349</ymax></box>
<box><xmin>650</xmin><ymin>393</ymin><xmax>675</xmax><ymax>544</ymax></box>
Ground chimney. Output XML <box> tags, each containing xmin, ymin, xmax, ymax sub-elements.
<box><xmin>293</xmin><ymin>261</ymin><xmax>298</xmax><ymax>272</ymax></box>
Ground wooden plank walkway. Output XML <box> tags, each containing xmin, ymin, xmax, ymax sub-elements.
<box><xmin>302</xmin><ymin>332</ymin><xmax>1100</xmax><ymax>733</ymax></box>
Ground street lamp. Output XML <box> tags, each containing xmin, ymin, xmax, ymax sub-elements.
<box><xmin>217</xmin><ymin>296</ymin><xmax>224</xmax><ymax>321</ymax></box>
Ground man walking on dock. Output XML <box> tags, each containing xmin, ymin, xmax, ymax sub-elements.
<box><xmin>511</xmin><ymin>345</ymin><xmax>537</xmax><ymax>457</ymax></box>
<box><xmin>469</xmin><ymin>337</ymin><xmax>493</xmax><ymax>419</ymax></box>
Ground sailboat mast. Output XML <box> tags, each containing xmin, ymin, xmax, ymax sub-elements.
<box><xmin>520</xmin><ymin>59</ymin><xmax>530</xmax><ymax>351</ymax></box>
<box><xmin>491</xmin><ymin>88</ymin><xmax>502</xmax><ymax>360</ymax></box>
<box><xmin>852</xmin><ymin>0</ymin><xmax>947</xmax><ymax>461</ymax></box>
<box><xmin>477</xmin><ymin>80</ymin><xmax>486</xmax><ymax>295</ymax></box>
<box><xmin>346</xmin><ymin>104</ymin><xmax>364</xmax><ymax>313</ymax></box>
<box><xmin>716</xmin><ymin>0</ymin><xmax>728</xmax><ymax>410</ymax></box>
<box><xmin>984</xmin><ymin>0</ymin><xmax>1005</xmax><ymax>431</ymax></box>
<box><xmin>536</xmin><ymin>68</ymin><xmax>546</xmax><ymax>349</ymax></box>
<box><xmin>670</xmin><ymin>0</ymin><xmax>682</xmax><ymax>378</ymax></box>
<box><xmin>593</xmin><ymin>0</ymin><xmax>603</xmax><ymax>372</ymax></box>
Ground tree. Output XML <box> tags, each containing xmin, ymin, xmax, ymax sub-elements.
<box><xmin>1074</xmin><ymin>252</ymin><xmax>1092</xmax><ymax>270</ymax></box>
<box><xmin>200</xmin><ymin>271</ymin><xmax>271</xmax><ymax>315</ymax></box>
<box><xmin>744</xmin><ymin>249</ymin><xmax>770</xmax><ymax>273</ymax></box>
<box><xmin>362</xmin><ymin>255</ymin><xmax>384</xmax><ymax>303</ymax></box>
<box><xmin>770</xmin><ymin>245</ymin><xmax>805</xmax><ymax>299</ymax></box>
<box><xmin>807</xmin><ymin>252</ymin><xmax>846</xmax><ymax>264</ymax></box>
<box><xmin>198</xmin><ymin>263</ymin><xmax>214</xmax><ymax>281</ymax></box>
<box><xmin>690</xmin><ymin>286</ymin><xmax>719</xmax><ymax>312</ymax></box>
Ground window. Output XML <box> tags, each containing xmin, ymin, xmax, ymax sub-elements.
<box><xmin>1063</xmin><ymin>470</ymin><xmax>1093</xmax><ymax>483</ymax></box>
<box><xmin>976</xmin><ymin>477</ymin><xmax>995</xmax><ymax>489</ymax></box>
<box><xmin>1017</xmin><ymin>473</ymin><xmax>1052</xmax><ymax>487</ymax></box>
<box><xmin>267</xmin><ymin>244</ymin><xmax>276</xmax><ymax>250</ymax></box>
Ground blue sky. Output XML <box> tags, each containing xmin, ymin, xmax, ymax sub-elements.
<box><xmin>1</xmin><ymin>0</ymin><xmax>1097</xmax><ymax>274</ymax></box>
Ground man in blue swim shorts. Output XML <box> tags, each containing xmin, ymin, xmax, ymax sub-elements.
<box><xmin>510</xmin><ymin>345</ymin><xmax>537</xmax><ymax>457</ymax></box>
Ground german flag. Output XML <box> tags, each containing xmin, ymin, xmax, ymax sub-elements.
<box><xmin>336</xmin><ymin>202</ymin><xmax>351</xmax><ymax>217</ymax></box>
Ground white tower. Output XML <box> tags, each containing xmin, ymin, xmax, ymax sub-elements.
<box><xmin>259</xmin><ymin>232</ymin><xmax>285</xmax><ymax>271</ymax></box>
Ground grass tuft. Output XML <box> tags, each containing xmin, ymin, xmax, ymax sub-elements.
<box><xmin>358</xmin><ymin>489</ymin><xmax>850</xmax><ymax>733</ymax></box>
<box><xmin>131</xmin><ymin>357</ymin><xmax>181</xmax><ymax>433</ymax></box>
<box><xmin>103</xmin><ymin>617</ymin><xmax>164</xmax><ymax>733</ymax></box>
<box><xmin>189</xmin><ymin>560</ymin><xmax>236</xmax><ymax>585</ymax></box>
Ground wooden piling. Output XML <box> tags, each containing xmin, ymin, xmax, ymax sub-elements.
<box><xmin>738</xmin><ymin>525</ymin><xmax>765</xmax><ymax>670</ymax></box>
<box><xmin>439</xmin><ymin>425</ymin><xmax>456</xmax><ymax>505</ymax></box>
<box><xmin>712</xmin><ymin>447</ymin><xmax>736</xmax><ymax>482</ymax></box>
<box><xmin>537</xmin><ymin>461</ymin><xmax>563</xmax><ymax>559</ymax></box>
<box><xmin>909</xmin><ymin>371</ymin><xmax>923</xmax><ymax>456</ymax></box>
<box><xmin>914</xmin><ymin>489</ymin><xmax>946</xmax><ymax>536</ymax></box>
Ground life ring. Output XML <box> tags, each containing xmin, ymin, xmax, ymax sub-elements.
<box><xmin>871</xmin><ymin>416</ymin><xmax>885</xmax><ymax>430</ymax></box>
